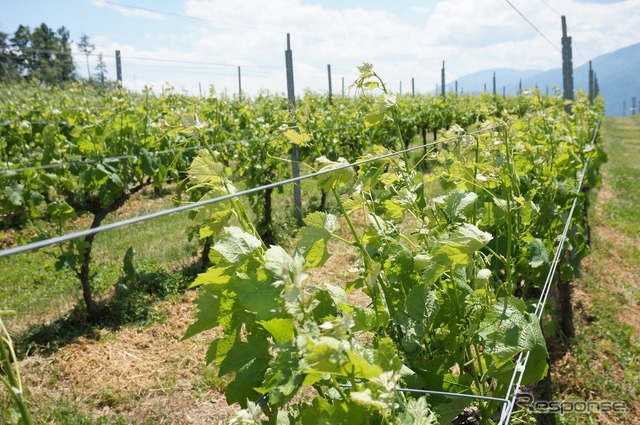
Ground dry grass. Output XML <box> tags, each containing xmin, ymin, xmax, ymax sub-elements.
<box><xmin>18</xmin><ymin>292</ymin><xmax>236</xmax><ymax>424</ymax></box>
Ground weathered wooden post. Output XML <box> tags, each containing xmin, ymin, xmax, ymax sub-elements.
<box><xmin>492</xmin><ymin>72</ymin><xmax>497</xmax><ymax>96</ymax></box>
<box><xmin>441</xmin><ymin>60</ymin><xmax>445</xmax><ymax>98</ymax></box>
<box><xmin>561</xmin><ymin>16</ymin><xmax>574</xmax><ymax>112</ymax></box>
<box><xmin>285</xmin><ymin>34</ymin><xmax>303</xmax><ymax>225</ymax></box>
<box><xmin>238</xmin><ymin>66</ymin><xmax>242</xmax><ymax>100</ymax></box>
<box><xmin>115</xmin><ymin>50</ymin><xmax>122</xmax><ymax>85</ymax></box>
<box><xmin>588</xmin><ymin>61</ymin><xmax>594</xmax><ymax>104</ymax></box>
<box><xmin>327</xmin><ymin>64</ymin><xmax>332</xmax><ymax>103</ymax></box>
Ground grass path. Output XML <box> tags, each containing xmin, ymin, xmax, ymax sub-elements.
<box><xmin>552</xmin><ymin>114</ymin><xmax>640</xmax><ymax>424</ymax></box>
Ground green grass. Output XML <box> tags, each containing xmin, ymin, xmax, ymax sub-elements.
<box><xmin>27</xmin><ymin>399</ymin><xmax>140</xmax><ymax>425</ymax></box>
<box><xmin>1</xmin><ymin>187</ymin><xmax>201</xmax><ymax>338</ymax></box>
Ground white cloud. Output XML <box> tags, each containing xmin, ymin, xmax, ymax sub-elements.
<box><xmin>92</xmin><ymin>0</ymin><xmax>166</xmax><ymax>20</ymax></box>
<box><xmin>87</xmin><ymin>0</ymin><xmax>640</xmax><ymax>96</ymax></box>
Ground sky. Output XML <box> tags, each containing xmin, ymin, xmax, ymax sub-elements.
<box><xmin>1</xmin><ymin>0</ymin><xmax>639</xmax><ymax>97</ymax></box>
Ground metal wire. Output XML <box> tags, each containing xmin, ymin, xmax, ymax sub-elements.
<box><xmin>0</xmin><ymin>122</ymin><xmax>509</xmax><ymax>259</ymax></box>
<box><xmin>0</xmin><ymin>116</ymin><xmax>438</xmax><ymax>175</ymax></box>
<box><xmin>503</xmin><ymin>0</ymin><xmax>561</xmax><ymax>54</ymax></box>
<box><xmin>2</xmin><ymin>114</ymin><xmax>596</xmax><ymax>422</ymax></box>
<box><xmin>339</xmin><ymin>383</ymin><xmax>510</xmax><ymax>404</ymax></box>
<box><xmin>497</xmin><ymin>119</ymin><xmax>601</xmax><ymax>425</ymax></box>
<box><xmin>0</xmin><ymin>138</ymin><xmax>263</xmax><ymax>175</ymax></box>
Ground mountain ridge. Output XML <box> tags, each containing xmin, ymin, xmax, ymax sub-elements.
<box><xmin>447</xmin><ymin>42</ymin><xmax>640</xmax><ymax>116</ymax></box>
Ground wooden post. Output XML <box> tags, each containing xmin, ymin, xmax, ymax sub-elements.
<box><xmin>441</xmin><ymin>60</ymin><xmax>445</xmax><ymax>98</ymax></box>
<box><xmin>455</xmin><ymin>80</ymin><xmax>458</xmax><ymax>96</ymax></box>
<box><xmin>285</xmin><ymin>33</ymin><xmax>302</xmax><ymax>225</ymax></box>
<box><xmin>342</xmin><ymin>77</ymin><xmax>345</xmax><ymax>96</ymax></box>
<box><xmin>519</xmin><ymin>79</ymin><xmax>522</xmax><ymax>94</ymax></box>
<box><xmin>115</xmin><ymin>50</ymin><xmax>122</xmax><ymax>85</ymax></box>
<box><xmin>492</xmin><ymin>72</ymin><xmax>496</xmax><ymax>96</ymax></box>
<box><xmin>623</xmin><ymin>101</ymin><xmax>626</xmax><ymax>116</ymax></box>
<box><xmin>588</xmin><ymin>61</ymin><xmax>594</xmax><ymax>104</ymax></box>
<box><xmin>238</xmin><ymin>66</ymin><xmax>242</xmax><ymax>100</ymax></box>
<box><xmin>412</xmin><ymin>77</ymin><xmax>415</xmax><ymax>97</ymax></box>
<box><xmin>199</xmin><ymin>82</ymin><xmax>202</xmax><ymax>98</ymax></box>
<box><xmin>557</xmin><ymin>14</ymin><xmax>577</xmax><ymax>339</ymax></box>
<box><xmin>399</xmin><ymin>80</ymin><xmax>402</xmax><ymax>95</ymax></box>
<box><xmin>327</xmin><ymin>64</ymin><xmax>333</xmax><ymax>103</ymax></box>
<box><xmin>503</xmin><ymin>86</ymin><xmax>506</xmax><ymax>98</ymax></box>
<box><xmin>594</xmin><ymin>74</ymin><xmax>599</xmax><ymax>98</ymax></box>
<box><xmin>561</xmin><ymin>16</ymin><xmax>574</xmax><ymax>112</ymax></box>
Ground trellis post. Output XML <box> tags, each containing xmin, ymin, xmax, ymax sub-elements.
<box><xmin>285</xmin><ymin>34</ymin><xmax>302</xmax><ymax>225</ymax></box>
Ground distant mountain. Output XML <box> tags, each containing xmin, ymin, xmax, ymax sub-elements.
<box><xmin>448</xmin><ymin>43</ymin><xmax>640</xmax><ymax>116</ymax></box>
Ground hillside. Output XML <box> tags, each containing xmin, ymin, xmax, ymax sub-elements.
<box><xmin>449</xmin><ymin>42</ymin><xmax>640</xmax><ymax>116</ymax></box>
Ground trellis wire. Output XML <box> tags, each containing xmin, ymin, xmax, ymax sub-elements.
<box><xmin>0</xmin><ymin>121</ymin><xmax>511</xmax><ymax>259</ymax></box>
<box><xmin>1</xmin><ymin>122</ymin><xmax>383</xmax><ymax>175</ymax></box>
<box><xmin>497</xmin><ymin>119</ymin><xmax>600</xmax><ymax>425</ymax></box>
<box><xmin>1</xmin><ymin>138</ymin><xmax>264</xmax><ymax>175</ymax></box>
<box><xmin>2</xmin><ymin>116</ymin><xmax>593</xmax><ymax>423</ymax></box>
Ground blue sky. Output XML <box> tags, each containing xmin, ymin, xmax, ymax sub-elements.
<box><xmin>2</xmin><ymin>0</ymin><xmax>639</xmax><ymax>96</ymax></box>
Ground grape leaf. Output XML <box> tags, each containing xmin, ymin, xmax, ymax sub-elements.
<box><xmin>226</xmin><ymin>356</ymin><xmax>272</xmax><ymax>407</ymax></box>
<box><xmin>434</xmin><ymin>190</ymin><xmax>478</xmax><ymax>222</ymax></box>
<box><xmin>233</xmin><ymin>274</ymin><xmax>281</xmax><ymax>320</ymax></box>
<box><xmin>303</xmin><ymin>211</ymin><xmax>340</xmax><ymax>233</ymax></box>
<box><xmin>282</xmin><ymin>128</ymin><xmax>312</xmax><ymax>146</ymax></box>
<box><xmin>182</xmin><ymin>290</ymin><xmax>222</xmax><ymax>340</ymax></box>
<box><xmin>214</xmin><ymin>226</ymin><xmax>262</xmax><ymax>263</ymax></box>
<box><xmin>219</xmin><ymin>335</ymin><xmax>271</xmax><ymax>376</ymax></box>
<box><xmin>256</xmin><ymin>349</ymin><xmax>304</xmax><ymax>406</ymax></box>
<box><xmin>397</xmin><ymin>397</ymin><xmax>438</xmax><ymax>425</ymax></box>
<box><xmin>296</xmin><ymin>226</ymin><xmax>331</xmax><ymax>267</ymax></box>
<box><xmin>265</xmin><ymin>245</ymin><xmax>295</xmax><ymax>279</ymax></box>
<box><xmin>315</xmin><ymin>156</ymin><xmax>355</xmax><ymax>191</ymax></box>
<box><xmin>477</xmin><ymin>296</ymin><xmax>548</xmax><ymax>382</ymax></box>
<box><xmin>188</xmin><ymin>149</ymin><xmax>224</xmax><ymax>184</ymax></box>
<box><xmin>527</xmin><ymin>238</ymin><xmax>549</xmax><ymax>268</ymax></box>
<box><xmin>258</xmin><ymin>318</ymin><xmax>295</xmax><ymax>344</ymax></box>
<box><xmin>190</xmin><ymin>264</ymin><xmax>233</xmax><ymax>288</ymax></box>
<box><xmin>298</xmin><ymin>397</ymin><xmax>366</xmax><ymax>424</ymax></box>
<box><xmin>394</xmin><ymin>285</ymin><xmax>440</xmax><ymax>352</ymax></box>
<box><xmin>4</xmin><ymin>183</ymin><xmax>24</xmax><ymax>206</ymax></box>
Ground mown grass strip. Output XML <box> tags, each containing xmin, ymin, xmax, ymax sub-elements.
<box><xmin>553</xmin><ymin>115</ymin><xmax>640</xmax><ymax>425</ymax></box>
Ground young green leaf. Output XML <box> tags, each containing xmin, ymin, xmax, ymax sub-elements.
<box><xmin>214</xmin><ymin>226</ymin><xmax>262</xmax><ymax>263</ymax></box>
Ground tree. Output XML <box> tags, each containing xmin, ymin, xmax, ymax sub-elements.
<box><xmin>0</xmin><ymin>31</ymin><xmax>19</xmax><ymax>82</ymax></box>
<box><xmin>94</xmin><ymin>52</ymin><xmax>107</xmax><ymax>86</ymax></box>
<box><xmin>77</xmin><ymin>33</ymin><xmax>95</xmax><ymax>81</ymax></box>
<box><xmin>8</xmin><ymin>23</ymin><xmax>75</xmax><ymax>84</ymax></box>
<box><xmin>9</xmin><ymin>25</ymin><xmax>31</xmax><ymax>77</ymax></box>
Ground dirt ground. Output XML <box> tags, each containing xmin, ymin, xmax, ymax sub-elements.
<box><xmin>19</xmin><ymin>292</ymin><xmax>235</xmax><ymax>424</ymax></box>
